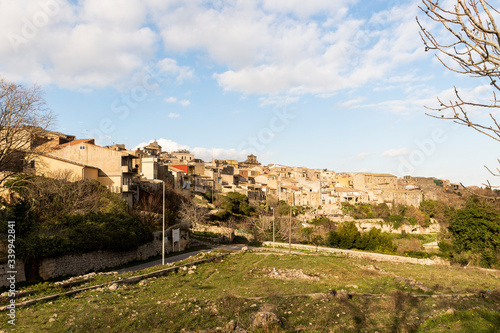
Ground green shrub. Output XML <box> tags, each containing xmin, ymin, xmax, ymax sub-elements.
<box><xmin>210</xmin><ymin>209</ymin><xmax>232</xmax><ymax>221</ymax></box>
<box><xmin>309</xmin><ymin>216</ymin><xmax>336</xmax><ymax>230</ymax></box>
<box><xmin>403</xmin><ymin>251</ymin><xmax>434</xmax><ymax>259</ymax></box>
<box><xmin>389</xmin><ymin>215</ymin><xmax>404</xmax><ymax>229</ymax></box>
<box><xmin>445</xmin><ymin>197</ymin><xmax>500</xmax><ymax>268</ymax></box>
<box><xmin>202</xmin><ymin>191</ymin><xmax>213</xmax><ymax>202</ymax></box>
<box><xmin>327</xmin><ymin>222</ymin><xmax>396</xmax><ymax>253</ymax></box>
<box><xmin>1</xmin><ymin>176</ymin><xmax>153</xmax><ymax>261</ymax></box>
<box><xmin>17</xmin><ymin>213</ymin><xmax>152</xmax><ymax>260</ymax></box>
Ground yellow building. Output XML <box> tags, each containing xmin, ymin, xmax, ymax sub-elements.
<box><xmin>42</xmin><ymin>141</ymin><xmax>139</xmax><ymax>207</ymax></box>
<box><xmin>35</xmin><ymin>154</ymin><xmax>99</xmax><ymax>181</ymax></box>
<box><xmin>335</xmin><ymin>173</ymin><xmax>353</xmax><ymax>188</ymax></box>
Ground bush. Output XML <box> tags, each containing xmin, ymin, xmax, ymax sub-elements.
<box><xmin>403</xmin><ymin>251</ymin><xmax>434</xmax><ymax>259</ymax></box>
<box><xmin>210</xmin><ymin>209</ymin><xmax>232</xmax><ymax>222</ymax></box>
<box><xmin>17</xmin><ymin>213</ymin><xmax>153</xmax><ymax>260</ymax></box>
<box><xmin>0</xmin><ymin>176</ymin><xmax>153</xmax><ymax>261</ymax></box>
<box><xmin>389</xmin><ymin>215</ymin><xmax>404</xmax><ymax>229</ymax></box>
<box><xmin>446</xmin><ymin>197</ymin><xmax>500</xmax><ymax>268</ymax></box>
<box><xmin>327</xmin><ymin>222</ymin><xmax>396</xmax><ymax>253</ymax></box>
<box><xmin>341</xmin><ymin>202</ymin><xmax>391</xmax><ymax>220</ymax></box>
<box><xmin>309</xmin><ymin>216</ymin><xmax>336</xmax><ymax>230</ymax></box>
<box><xmin>202</xmin><ymin>191</ymin><xmax>213</xmax><ymax>202</ymax></box>
<box><xmin>211</xmin><ymin>192</ymin><xmax>256</xmax><ymax>222</ymax></box>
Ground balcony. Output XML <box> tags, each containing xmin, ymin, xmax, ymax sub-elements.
<box><xmin>122</xmin><ymin>184</ymin><xmax>138</xmax><ymax>192</ymax></box>
<box><xmin>121</xmin><ymin>165</ymin><xmax>138</xmax><ymax>174</ymax></box>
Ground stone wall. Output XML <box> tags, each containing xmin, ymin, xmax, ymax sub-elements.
<box><xmin>263</xmin><ymin>242</ymin><xmax>449</xmax><ymax>266</ymax></box>
<box><xmin>38</xmin><ymin>231</ymin><xmax>164</xmax><ymax>280</ymax></box>
<box><xmin>0</xmin><ymin>262</ymin><xmax>25</xmax><ymax>288</ymax></box>
<box><xmin>235</xmin><ymin>229</ymin><xmax>255</xmax><ymax>241</ymax></box>
<box><xmin>192</xmin><ymin>225</ymin><xmax>235</xmax><ymax>243</ymax></box>
<box><xmin>0</xmin><ymin>225</ymin><xmax>190</xmax><ymax>285</ymax></box>
<box><xmin>352</xmin><ymin>219</ymin><xmax>441</xmax><ymax>234</ymax></box>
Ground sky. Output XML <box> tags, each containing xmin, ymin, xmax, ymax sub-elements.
<box><xmin>1</xmin><ymin>0</ymin><xmax>499</xmax><ymax>187</ymax></box>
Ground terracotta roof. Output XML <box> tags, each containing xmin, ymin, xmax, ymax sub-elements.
<box><xmin>169</xmin><ymin>166</ymin><xmax>186</xmax><ymax>173</ymax></box>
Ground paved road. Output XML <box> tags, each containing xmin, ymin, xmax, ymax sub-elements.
<box><xmin>116</xmin><ymin>243</ymin><xmax>247</xmax><ymax>274</ymax></box>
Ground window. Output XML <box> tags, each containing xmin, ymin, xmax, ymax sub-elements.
<box><xmin>79</xmin><ymin>145</ymin><xmax>86</xmax><ymax>150</ymax></box>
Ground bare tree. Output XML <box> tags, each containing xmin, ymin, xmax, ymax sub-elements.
<box><xmin>178</xmin><ymin>199</ymin><xmax>209</xmax><ymax>227</ymax></box>
<box><xmin>6</xmin><ymin>172</ymin><xmax>107</xmax><ymax>222</ymax></box>
<box><xmin>0</xmin><ymin>77</ymin><xmax>54</xmax><ymax>183</ymax></box>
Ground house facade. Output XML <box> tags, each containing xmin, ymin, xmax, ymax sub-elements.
<box><xmin>48</xmin><ymin>142</ymin><xmax>139</xmax><ymax>207</ymax></box>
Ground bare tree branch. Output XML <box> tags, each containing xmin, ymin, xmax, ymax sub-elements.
<box><xmin>460</xmin><ymin>182</ymin><xmax>500</xmax><ymax>199</ymax></box>
<box><xmin>0</xmin><ymin>77</ymin><xmax>55</xmax><ymax>184</ymax></box>
<box><xmin>418</xmin><ymin>1</ymin><xmax>500</xmax><ymax>139</ymax></box>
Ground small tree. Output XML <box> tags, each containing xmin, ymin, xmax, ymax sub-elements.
<box><xmin>447</xmin><ymin>196</ymin><xmax>500</xmax><ymax>267</ymax></box>
<box><xmin>0</xmin><ymin>77</ymin><xmax>54</xmax><ymax>183</ymax></box>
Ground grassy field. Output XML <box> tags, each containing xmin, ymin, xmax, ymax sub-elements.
<box><xmin>2</xmin><ymin>250</ymin><xmax>499</xmax><ymax>332</ymax></box>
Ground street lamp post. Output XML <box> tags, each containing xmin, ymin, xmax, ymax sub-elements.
<box><xmin>162</xmin><ymin>179</ymin><xmax>165</xmax><ymax>265</ymax></box>
<box><xmin>153</xmin><ymin>179</ymin><xmax>165</xmax><ymax>265</ymax></box>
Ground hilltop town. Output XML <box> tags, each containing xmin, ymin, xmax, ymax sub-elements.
<box><xmin>24</xmin><ymin>128</ymin><xmax>462</xmax><ymax>217</ymax></box>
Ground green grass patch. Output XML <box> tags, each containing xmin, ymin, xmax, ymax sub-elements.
<box><xmin>3</xmin><ymin>252</ymin><xmax>499</xmax><ymax>332</ymax></box>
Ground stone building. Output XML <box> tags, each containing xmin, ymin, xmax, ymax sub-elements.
<box><xmin>241</xmin><ymin>154</ymin><xmax>261</xmax><ymax>166</ymax></box>
<box><xmin>352</xmin><ymin>173</ymin><xmax>398</xmax><ymax>191</ymax></box>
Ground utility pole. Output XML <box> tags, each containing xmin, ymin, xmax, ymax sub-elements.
<box><xmin>211</xmin><ymin>150</ymin><xmax>214</xmax><ymax>204</ymax></box>
<box><xmin>272</xmin><ymin>206</ymin><xmax>275</xmax><ymax>249</ymax></box>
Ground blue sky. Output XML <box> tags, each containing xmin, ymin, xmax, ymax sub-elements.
<box><xmin>1</xmin><ymin>0</ymin><xmax>499</xmax><ymax>186</ymax></box>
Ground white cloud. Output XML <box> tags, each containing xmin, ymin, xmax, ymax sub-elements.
<box><xmin>259</xmin><ymin>95</ymin><xmax>300</xmax><ymax>107</ymax></box>
<box><xmin>0</xmin><ymin>0</ymin><xmax>430</xmax><ymax>95</ymax></box>
<box><xmin>135</xmin><ymin>139</ymin><xmax>188</xmax><ymax>152</ymax></box>
<box><xmin>168</xmin><ymin>112</ymin><xmax>180</xmax><ymax>118</ymax></box>
<box><xmin>152</xmin><ymin>1</ymin><xmax>428</xmax><ymax>96</ymax></box>
<box><xmin>165</xmin><ymin>96</ymin><xmax>190</xmax><ymax>107</ymax></box>
<box><xmin>191</xmin><ymin>147</ymin><xmax>249</xmax><ymax>162</ymax></box>
<box><xmin>213</xmin><ymin>2</ymin><xmax>426</xmax><ymax>95</ymax></box>
<box><xmin>157</xmin><ymin>58</ymin><xmax>194</xmax><ymax>83</ymax></box>
<box><xmin>354</xmin><ymin>152</ymin><xmax>371</xmax><ymax>160</ymax></box>
<box><xmin>261</xmin><ymin>0</ymin><xmax>354</xmax><ymax>20</ymax></box>
<box><xmin>340</xmin><ymin>97</ymin><xmax>366</xmax><ymax>108</ymax></box>
<box><xmin>382</xmin><ymin>148</ymin><xmax>410</xmax><ymax>157</ymax></box>
<box><xmin>362</xmin><ymin>84</ymin><xmax>496</xmax><ymax>116</ymax></box>
<box><xmin>134</xmin><ymin>138</ymin><xmax>249</xmax><ymax>162</ymax></box>
<box><xmin>0</xmin><ymin>0</ymin><xmax>158</xmax><ymax>88</ymax></box>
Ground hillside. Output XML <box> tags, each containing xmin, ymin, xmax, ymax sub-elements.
<box><xmin>2</xmin><ymin>249</ymin><xmax>499</xmax><ymax>332</ymax></box>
